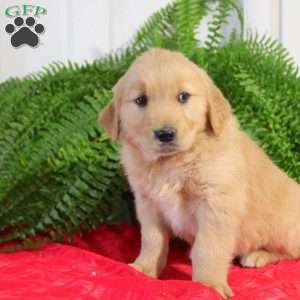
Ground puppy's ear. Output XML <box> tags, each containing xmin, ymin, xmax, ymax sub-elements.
<box><xmin>98</xmin><ymin>102</ymin><xmax>119</xmax><ymax>142</ymax></box>
<box><xmin>98</xmin><ymin>78</ymin><xmax>123</xmax><ymax>142</ymax></box>
<box><xmin>207</xmin><ymin>79</ymin><xmax>231</xmax><ymax>136</ymax></box>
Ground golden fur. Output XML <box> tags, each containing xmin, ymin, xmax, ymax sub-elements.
<box><xmin>98</xmin><ymin>48</ymin><xmax>300</xmax><ymax>298</ymax></box>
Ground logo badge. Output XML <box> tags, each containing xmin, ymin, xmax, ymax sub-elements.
<box><xmin>4</xmin><ymin>5</ymin><xmax>47</xmax><ymax>48</ymax></box>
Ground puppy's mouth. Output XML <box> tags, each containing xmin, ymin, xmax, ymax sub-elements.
<box><xmin>156</xmin><ymin>142</ymin><xmax>179</xmax><ymax>155</ymax></box>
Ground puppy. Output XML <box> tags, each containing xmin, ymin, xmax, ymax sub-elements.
<box><xmin>99</xmin><ymin>48</ymin><xmax>300</xmax><ymax>298</ymax></box>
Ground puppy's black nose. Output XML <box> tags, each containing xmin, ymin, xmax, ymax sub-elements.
<box><xmin>154</xmin><ymin>126</ymin><xmax>177</xmax><ymax>143</ymax></box>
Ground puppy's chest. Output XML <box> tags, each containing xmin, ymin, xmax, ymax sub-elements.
<box><xmin>144</xmin><ymin>170</ymin><xmax>201</xmax><ymax>242</ymax></box>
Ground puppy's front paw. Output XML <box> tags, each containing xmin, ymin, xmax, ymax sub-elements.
<box><xmin>193</xmin><ymin>275</ymin><xmax>233</xmax><ymax>299</ymax></box>
<box><xmin>128</xmin><ymin>260</ymin><xmax>158</xmax><ymax>278</ymax></box>
<box><xmin>211</xmin><ymin>283</ymin><xmax>234</xmax><ymax>299</ymax></box>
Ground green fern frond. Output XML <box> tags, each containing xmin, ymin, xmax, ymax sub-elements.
<box><xmin>174</xmin><ymin>0</ymin><xmax>209</xmax><ymax>55</ymax></box>
<box><xmin>205</xmin><ymin>0</ymin><xmax>242</xmax><ymax>49</ymax></box>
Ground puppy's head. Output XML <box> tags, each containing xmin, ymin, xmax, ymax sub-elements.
<box><xmin>99</xmin><ymin>48</ymin><xmax>231</xmax><ymax>160</ymax></box>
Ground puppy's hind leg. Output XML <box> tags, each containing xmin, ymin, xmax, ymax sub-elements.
<box><xmin>240</xmin><ymin>249</ymin><xmax>291</xmax><ymax>268</ymax></box>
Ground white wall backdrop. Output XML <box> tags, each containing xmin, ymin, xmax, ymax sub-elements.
<box><xmin>243</xmin><ymin>0</ymin><xmax>300</xmax><ymax>66</ymax></box>
<box><xmin>0</xmin><ymin>0</ymin><xmax>299</xmax><ymax>82</ymax></box>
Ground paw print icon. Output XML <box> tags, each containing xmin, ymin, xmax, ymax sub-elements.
<box><xmin>5</xmin><ymin>16</ymin><xmax>45</xmax><ymax>48</ymax></box>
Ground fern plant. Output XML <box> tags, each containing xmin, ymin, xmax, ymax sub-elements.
<box><xmin>0</xmin><ymin>0</ymin><xmax>299</xmax><ymax>248</ymax></box>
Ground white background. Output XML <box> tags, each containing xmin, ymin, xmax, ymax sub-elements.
<box><xmin>0</xmin><ymin>0</ymin><xmax>299</xmax><ymax>82</ymax></box>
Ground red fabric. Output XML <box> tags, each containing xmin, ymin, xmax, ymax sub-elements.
<box><xmin>1</xmin><ymin>224</ymin><xmax>300</xmax><ymax>299</ymax></box>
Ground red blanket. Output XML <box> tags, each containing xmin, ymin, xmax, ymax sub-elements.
<box><xmin>0</xmin><ymin>224</ymin><xmax>299</xmax><ymax>299</ymax></box>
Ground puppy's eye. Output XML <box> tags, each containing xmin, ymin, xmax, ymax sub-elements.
<box><xmin>178</xmin><ymin>91</ymin><xmax>190</xmax><ymax>104</ymax></box>
<box><xmin>134</xmin><ymin>95</ymin><xmax>148</xmax><ymax>107</ymax></box>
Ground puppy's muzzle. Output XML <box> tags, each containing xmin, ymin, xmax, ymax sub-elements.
<box><xmin>153</xmin><ymin>126</ymin><xmax>177</xmax><ymax>143</ymax></box>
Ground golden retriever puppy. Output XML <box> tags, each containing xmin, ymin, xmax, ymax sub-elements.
<box><xmin>98</xmin><ymin>48</ymin><xmax>300</xmax><ymax>298</ymax></box>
